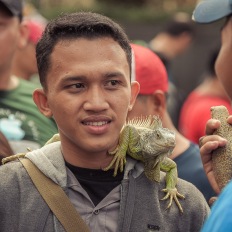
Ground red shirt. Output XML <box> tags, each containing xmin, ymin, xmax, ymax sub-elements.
<box><xmin>179</xmin><ymin>91</ymin><xmax>232</xmax><ymax>144</ymax></box>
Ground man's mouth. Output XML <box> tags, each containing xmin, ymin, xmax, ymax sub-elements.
<box><xmin>83</xmin><ymin>121</ymin><xmax>109</xmax><ymax>126</ymax></box>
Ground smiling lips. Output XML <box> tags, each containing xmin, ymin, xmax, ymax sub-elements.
<box><xmin>83</xmin><ymin>121</ymin><xmax>109</xmax><ymax>126</ymax></box>
<box><xmin>82</xmin><ymin>118</ymin><xmax>111</xmax><ymax>134</ymax></box>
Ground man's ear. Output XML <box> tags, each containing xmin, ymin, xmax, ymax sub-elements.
<box><xmin>18</xmin><ymin>21</ymin><xmax>30</xmax><ymax>49</ymax></box>
<box><xmin>129</xmin><ymin>81</ymin><xmax>140</xmax><ymax>111</ymax></box>
<box><xmin>33</xmin><ymin>89</ymin><xmax>53</xmax><ymax>118</ymax></box>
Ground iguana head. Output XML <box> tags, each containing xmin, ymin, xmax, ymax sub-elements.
<box><xmin>126</xmin><ymin>115</ymin><xmax>176</xmax><ymax>158</ymax></box>
<box><xmin>139</xmin><ymin>126</ymin><xmax>176</xmax><ymax>158</ymax></box>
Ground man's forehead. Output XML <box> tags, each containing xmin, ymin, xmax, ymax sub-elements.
<box><xmin>49</xmin><ymin>37</ymin><xmax>130</xmax><ymax>69</ymax></box>
<box><xmin>52</xmin><ymin>37</ymin><xmax>127</xmax><ymax>59</ymax></box>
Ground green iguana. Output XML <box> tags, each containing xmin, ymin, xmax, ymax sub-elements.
<box><xmin>104</xmin><ymin>115</ymin><xmax>184</xmax><ymax>213</ymax></box>
<box><xmin>45</xmin><ymin>115</ymin><xmax>184</xmax><ymax>213</ymax></box>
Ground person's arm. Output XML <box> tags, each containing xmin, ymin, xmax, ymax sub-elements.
<box><xmin>199</xmin><ymin>117</ymin><xmax>232</xmax><ymax>194</ymax></box>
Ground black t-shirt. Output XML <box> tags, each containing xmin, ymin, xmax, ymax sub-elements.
<box><xmin>66</xmin><ymin>161</ymin><xmax>124</xmax><ymax>206</ymax></box>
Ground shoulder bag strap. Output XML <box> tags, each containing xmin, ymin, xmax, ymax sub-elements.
<box><xmin>20</xmin><ymin>158</ymin><xmax>90</xmax><ymax>232</ymax></box>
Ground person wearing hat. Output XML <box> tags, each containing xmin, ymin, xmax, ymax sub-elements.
<box><xmin>192</xmin><ymin>0</ymin><xmax>232</xmax><ymax>231</ymax></box>
<box><xmin>12</xmin><ymin>19</ymin><xmax>45</xmax><ymax>82</ymax></box>
<box><xmin>0</xmin><ymin>0</ymin><xmax>57</xmax><ymax>153</ymax></box>
<box><xmin>128</xmin><ymin>43</ymin><xmax>215</xmax><ymax>203</ymax></box>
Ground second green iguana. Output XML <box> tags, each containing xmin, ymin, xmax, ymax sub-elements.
<box><xmin>45</xmin><ymin>115</ymin><xmax>184</xmax><ymax>213</ymax></box>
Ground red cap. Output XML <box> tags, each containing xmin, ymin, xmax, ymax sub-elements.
<box><xmin>131</xmin><ymin>43</ymin><xmax>168</xmax><ymax>94</ymax></box>
<box><xmin>26</xmin><ymin>20</ymin><xmax>45</xmax><ymax>44</ymax></box>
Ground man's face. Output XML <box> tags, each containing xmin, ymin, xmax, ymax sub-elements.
<box><xmin>35</xmin><ymin>37</ymin><xmax>139</xmax><ymax>156</ymax></box>
<box><xmin>0</xmin><ymin>9</ymin><xmax>21</xmax><ymax>72</ymax></box>
<box><xmin>215</xmin><ymin>16</ymin><xmax>232</xmax><ymax>100</ymax></box>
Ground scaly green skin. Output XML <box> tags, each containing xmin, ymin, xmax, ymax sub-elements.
<box><xmin>104</xmin><ymin>116</ymin><xmax>185</xmax><ymax>213</ymax></box>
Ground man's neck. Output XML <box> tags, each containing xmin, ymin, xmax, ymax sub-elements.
<box><xmin>61</xmin><ymin>145</ymin><xmax>114</xmax><ymax>170</ymax></box>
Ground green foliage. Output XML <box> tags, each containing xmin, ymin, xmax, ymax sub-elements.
<box><xmin>34</xmin><ymin>0</ymin><xmax>195</xmax><ymax>23</ymax></box>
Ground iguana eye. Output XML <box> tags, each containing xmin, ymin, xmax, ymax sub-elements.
<box><xmin>155</xmin><ymin>131</ymin><xmax>161</xmax><ymax>139</ymax></box>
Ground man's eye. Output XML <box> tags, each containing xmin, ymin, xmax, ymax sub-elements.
<box><xmin>109</xmin><ymin>80</ymin><xmax>119</xmax><ymax>86</ymax></box>
<box><xmin>70</xmin><ymin>83</ymin><xmax>85</xmax><ymax>88</ymax></box>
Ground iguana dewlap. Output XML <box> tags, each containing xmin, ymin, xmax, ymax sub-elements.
<box><xmin>104</xmin><ymin>115</ymin><xmax>185</xmax><ymax>213</ymax></box>
<box><xmin>211</xmin><ymin>105</ymin><xmax>232</xmax><ymax>191</ymax></box>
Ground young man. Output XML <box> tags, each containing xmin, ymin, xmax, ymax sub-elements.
<box><xmin>128</xmin><ymin>43</ymin><xmax>215</xmax><ymax>202</ymax></box>
<box><xmin>192</xmin><ymin>0</ymin><xmax>232</xmax><ymax>231</ymax></box>
<box><xmin>0</xmin><ymin>11</ymin><xmax>209</xmax><ymax>231</ymax></box>
<box><xmin>0</xmin><ymin>0</ymin><xmax>57</xmax><ymax>153</ymax></box>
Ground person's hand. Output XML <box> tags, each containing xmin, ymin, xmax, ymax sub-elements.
<box><xmin>199</xmin><ymin>116</ymin><xmax>232</xmax><ymax>194</ymax></box>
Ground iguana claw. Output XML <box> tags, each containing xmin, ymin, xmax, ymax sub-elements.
<box><xmin>108</xmin><ymin>146</ymin><xmax>119</xmax><ymax>155</ymax></box>
<box><xmin>161</xmin><ymin>188</ymin><xmax>185</xmax><ymax>213</ymax></box>
<box><xmin>103</xmin><ymin>147</ymin><xmax>126</xmax><ymax>176</ymax></box>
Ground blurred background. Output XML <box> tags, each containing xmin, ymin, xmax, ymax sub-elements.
<box><xmin>23</xmin><ymin>0</ymin><xmax>223</xmax><ymax>103</ymax></box>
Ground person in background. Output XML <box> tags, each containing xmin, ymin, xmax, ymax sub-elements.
<box><xmin>0</xmin><ymin>11</ymin><xmax>209</xmax><ymax>231</ymax></box>
<box><xmin>12</xmin><ymin>19</ymin><xmax>45</xmax><ymax>83</ymax></box>
<box><xmin>0</xmin><ymin>0</ymin><xmax>57</xmax><ymax>153</ymax></box>
<box><xmin>192</xmin><ymin>0</ymin><xmax>232</xmax><ymax>231</ymax></box>
<box><xmin>149</xmin><ymin>13</ymin><xmax>195</xmax><ymax>128</ymax></box>
<box><xmin>128</xmin><ymin>43</ymin><xmax>215</xmax><ymax>203</ymax></box>
<box><xmin>149</xmin><ymin>12</ymin><xmax>194</xmax><ymax>72</ymax></box>
<box><xmin>179</xmin><ymin>48</ymin><xmax>232</xmax><ymax>144</ymax></box>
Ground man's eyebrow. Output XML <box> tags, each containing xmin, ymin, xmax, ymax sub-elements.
<box><xmin>104</xmin><ymin>71</ymin><xmax>125</xmax><ymax>78</ymax></box>
<box><xmin>59</xmin><ymin>76</ymin><xmax>85</xmax><ymax>85</ymax></box>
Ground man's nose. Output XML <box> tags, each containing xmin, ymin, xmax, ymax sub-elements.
<box><xmin>83</xmin><ymin>86</ymin><xmax>109</xmax><ymax>111</ymax></box>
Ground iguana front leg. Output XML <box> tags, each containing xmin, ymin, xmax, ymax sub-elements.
<box><xmin>103</xmin><ymin>127</ymin><xmax>131</xmax><ymax>176</ymax></box>
<box><xmin>103</xmin><ymin>126</ymin><xmax>140</xmax><ymax>176</ymax></box>
<box><xmin>160</xmin><ymin>157</ymin><xmax>185</xmax><ymax>213</ymax></box>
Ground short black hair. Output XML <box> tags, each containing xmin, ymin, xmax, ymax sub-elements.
<box><xmin>36</xmin><ymin>12</ymin><xmax>132</xmax><ymax>89</ymax></box>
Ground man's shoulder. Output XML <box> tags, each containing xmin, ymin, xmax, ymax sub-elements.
<box><xmin>160</xmin><ymin>172</ymin><xmax>210</xmax><ymax>209</ymax></box>
<box><xmin>177</xmin><ymin>177</ymin><xmax>210</xmax><ymax>212</ymax></box>
<box><xmin>138</xmin><ymin>171</ymin><xmax>209</xmax><ymax>210</ymax></box>
<box><xmin>0</xmin><ymin>142</ymin><xmax>63</xmax><ymax>187</ymax></box>
<box><xmin>0</xmin><ymin>158</ymin><xmax>28</xmax><ymax>187</ymax></box>
<box><xmin>127</xmin><ymin>172</ymin><xmax>210</xmax><ymax>231</ymax></box>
